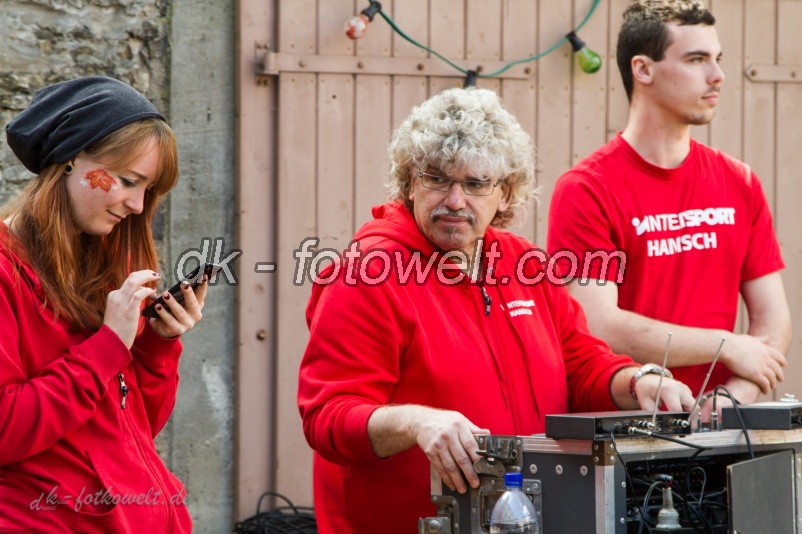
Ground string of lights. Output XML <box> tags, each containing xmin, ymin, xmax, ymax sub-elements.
<box><xmin>344</xmin><ymin>0</ymin><xmax>603</xmax><ymax>85</ymax></box>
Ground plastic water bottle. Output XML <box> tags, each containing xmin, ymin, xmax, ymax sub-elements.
<box><xmin>489</xmin><ymin>472</ymin><xmax>538</xmax><ymax>533</ymax></box>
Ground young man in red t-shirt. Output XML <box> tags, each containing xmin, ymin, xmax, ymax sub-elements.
<box><xmin>548</xmin><ymin>0</ymin><xmax>791</xmax><ymax>412</ymax></box>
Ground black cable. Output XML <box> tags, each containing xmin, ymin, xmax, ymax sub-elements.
<box><xmin>676</xmin><ymin>489</ymin><xmax>713</xmax><ymax>533</ymax></box>
<box><xmin>681</xmin><ymin>466</ymin><xmax>710</xmax><ymax>534</ymax></box>
<box><xmin>637</xmin><ymin>480</ymin><xmax>664</xmax><ymax>534</ymax></box>
<box><xmin>668</xmin><ymin>490</ymin><xmax>709</xmax><ymax>534</ymax></box>
<box><xmin>623</xmin><ymin>427</ymin><xmax>711</xmax><ymax>533</ymax></box>
<box><xmin>682</xmin><ymin>448</ymin><xmax>714</xmax><ymax>533</ymax></box>
<box><xmin>234</xmin><ymin>492</ymin><xmax>317</xmax><ymax>534</ymax></box>
<box><xmin>612</xmin><ymin>433</ymin><xmax>653</xmax><ymax>530</ymax></box>
<box><xmin>712</xmin><ymin>385</ymin><xmax>754</xmax><ymax>459</ymax></box>
<box><xmin>610</xmin><ymin>432</ymin><xmax>637</xmax><ymax>503</ymax></box>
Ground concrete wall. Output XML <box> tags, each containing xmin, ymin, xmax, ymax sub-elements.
<box><xmin>0</xmin><ymin>1</ymin><xmax>236</xmax><ymax>532</ymax></box>
<box><xmin>165</xmin><ymin>0</ymin><xmax>236</xmax><ymax>532</ymax></box>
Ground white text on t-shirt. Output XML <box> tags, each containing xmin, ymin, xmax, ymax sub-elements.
<box><xmin>632</xmin><ymin>207</ymin><xmax>735</xmax><ymax>236</ymax></box>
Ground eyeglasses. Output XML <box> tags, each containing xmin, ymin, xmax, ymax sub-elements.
<box><xmin>417</xmin><ymin>172</ymin><xmax>504</xmax><ymax>196</ymax></box>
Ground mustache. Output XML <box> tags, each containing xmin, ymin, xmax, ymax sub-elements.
<box><xmin>431</xmin><ymin>206</ymin><xmax>475</xmax><ymax>223</ymax></box>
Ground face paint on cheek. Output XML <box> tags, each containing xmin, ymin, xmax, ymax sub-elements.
<box><xmin>80</xmin><ymin>169</ymin><xmax>118</xmax><ymax>193</ymax></box>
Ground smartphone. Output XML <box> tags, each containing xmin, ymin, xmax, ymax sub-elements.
<box><xmin>142</xmin><ymin>263</ymin><xmax>221</xmax><ymax>318</ymax></box>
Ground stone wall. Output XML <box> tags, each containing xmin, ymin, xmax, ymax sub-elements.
<box><xmin>0</xmin><ymin>0</ymin><xmax>170</xmax><ymax>204</ymax></box>
<box><xmin>0</xmin><ymin>1</ymin><xmax>236</xmax><ymax>532</ymax></box>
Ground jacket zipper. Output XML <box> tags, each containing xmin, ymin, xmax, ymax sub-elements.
<box><xmin>470</xmin><ymin>281</ymin><xmax>511</xmax><ymax>411</ymax></box>
<box><xmin>118</xmin><ymin>372</ymin><xmax>129</xmax><ymax>409</ymax></box>
<box><xmin>480</xmin><ymin>285</ymin><xmax>492</xmax><ymax>316</ymax></box>
<box><xmin>117</xmin><ymin>372</ymin><xmax>174</xmax><ymax>533</ymax></box>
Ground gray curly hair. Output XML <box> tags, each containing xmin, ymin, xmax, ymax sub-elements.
<box><xmin>387</xmin><ymin>87</ymin><xmax>536</xmax><ymax>228</ymax></box>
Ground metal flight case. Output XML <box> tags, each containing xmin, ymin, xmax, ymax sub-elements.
<box><xmin>419</xmin><ymin>417</ymin><xmax>802</xmax><ymax>533</ymax></box>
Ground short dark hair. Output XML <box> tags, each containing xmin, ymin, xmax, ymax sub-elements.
<box><xmin>616</xmin><ymin>0</ymin><xmax>715</xmax><ymax>101</ymax></box>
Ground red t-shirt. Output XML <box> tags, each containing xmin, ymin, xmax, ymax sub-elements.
<box><xmin>547</xmin><ymin>134</ymin><xmax>784</xmax><ymax>393</ymax></box>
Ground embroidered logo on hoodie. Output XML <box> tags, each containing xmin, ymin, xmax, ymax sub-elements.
<box><xmin>501</xmin><ymin>299</ymin><xmax>535</xmax><ymax>317</ymax></box>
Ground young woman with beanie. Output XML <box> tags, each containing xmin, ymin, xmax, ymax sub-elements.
<box><xmin>0</xmin><ymin>76</ymin><xmax>202</xmax><ymax>532</ymax></box>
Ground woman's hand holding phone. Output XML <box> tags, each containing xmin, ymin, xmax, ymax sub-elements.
<box><xmin>146</xmin><ymin>276</ymin><xmax>207</xmax><ymax>339</ymax></box>
<box><xmin>145</xmin><ymin>265</ymin><xmax>215</xmax><ymax>339</ymax></box>
<box><xmin>104</xmin><ymin>265</ymin><xmax>213</xmax><ymax>348</ymax></box>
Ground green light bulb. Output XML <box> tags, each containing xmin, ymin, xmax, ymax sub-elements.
<box><xmin>576</xmin><ymin>46</ymin><xmax>602</xmax><ymax>74</ymax></box>
<box><xmin>566</xmin><ymin>32</ymin><xmax>602</xmax><ymax>74</ymax></box>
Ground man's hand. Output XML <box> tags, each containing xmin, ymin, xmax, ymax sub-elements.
<box><xmin>720</xmin><ymin>334</ymin><xmax>786</xmax><ymax>394</ymax></box>
<box><xmin>367</xmin><ymin>405</ymin><xmax>489</xmax><ymax>494</ymax></box>
<box><xmin>566</xmin><ymin>275</ymin><xmax>791</xmax><ymax>388</ymax></box>
<box><xmin>699</xmin><ymin>376</ymin><xmax>762</xmax><ymax>424</ymax></box>
<box><xmin>634</xmin><ymin>374</ymin><xmax>696</xmax><ymax>412</ymax></box>
<box><xmin>413</xmin><ymin>409</ymin><xmax>490</xmax><ymax>493</ymax></box>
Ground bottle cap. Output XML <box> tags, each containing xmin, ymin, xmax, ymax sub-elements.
<box><xmin>503</xmin><ymin>472</ymin><xmax>523</xmax><ymax>487</ymax></box>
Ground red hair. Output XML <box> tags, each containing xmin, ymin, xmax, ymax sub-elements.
<box><xmin>1</xmin><ymin>118</ymin><xmax>178</xmax><ymax>330</ymax></box>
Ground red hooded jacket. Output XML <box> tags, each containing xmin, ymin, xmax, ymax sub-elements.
<box><xmin>0</xmin><ymin>225</ymin><xmax>191</xmax><ymax>533</ymax></box>
<box><xmin>298</xmin><ymin>202</ymin><xmax>635</xmax><ymax>534</ymax></box>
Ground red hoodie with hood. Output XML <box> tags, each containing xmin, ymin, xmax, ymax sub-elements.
<box><xmin>298</xmin><ymin>202</ymin><xmax>636</xmax><ymax>534</ymax></box>
<box><xmin>0</xmin><ymin>224</ymin><xmax>191</xmax><ymax>533</ymax></box>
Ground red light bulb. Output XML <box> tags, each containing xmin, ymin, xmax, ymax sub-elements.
<box><xmin>344</xmin><ymin>14</ymin><xmax>370</xmax><ymax>40</ymax></box>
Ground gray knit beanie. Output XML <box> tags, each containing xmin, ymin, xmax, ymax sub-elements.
<box><xmin>5</xmin><ymin>76</ymin><xmax>165</xmax><ymax>174</ymax></box>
